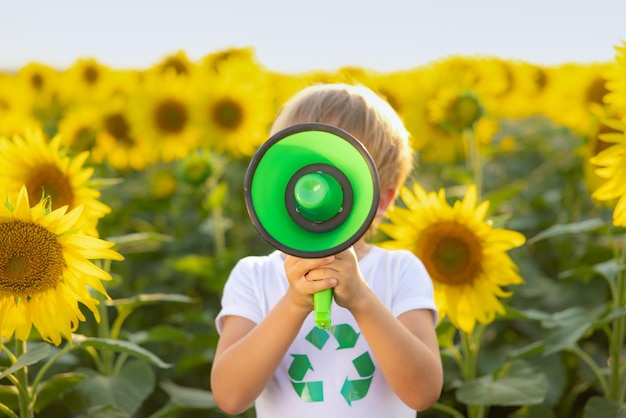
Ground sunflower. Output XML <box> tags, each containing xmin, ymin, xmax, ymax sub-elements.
<box><xmin>192</xmin><ymin>61</ymin><xmax>275</xmax><ymax>157</ymax></box>
<box><xmin>0</xmin><ymin>186</ymin><xmax>123</xmax><ymax>345</ymax></box>
<box><xmin>590</xmin><ymin>118</ymin><xmax>626</xmax><ymax>226</ymax></box>
<box><xmin>90</xmin><ymin>99</ymin><xmax>158</xmax><ymax>171</ymax></box>
<box><xmin>0</xmin><ymin>110</ymin><xmax>42</xmax><ymax>139</ymax></box>
<box><xmin>128</xmin><ymin>71</ymin><xmax>199</xmax><ymax>163</ymax></box>
<box><xmin>153</xmin><ymin>49</ymin><xmax>197</xmax><ymax>76</ymax></box>
<box><xmin>16</xmin><ymin>62</ymin><xmax>60</xmax><ymax>109</ymax></box>
<box><xmin>428</xmin><ymin>87</ymin><xmax>484</xmax><ymax>134</ymax></box>
<box><xmin>0</xmin><ymin>128</ymin><xmax>110</xmax><ymax>237</ymax></box>
<box><xmin>58</xmin><ymin>58</ymin><xmax>114</xmax><ymax>106</ymax></box>
<box><xmin>379</xmin><ymin>183</ymin><xmax>526</xmax><ymax>333</ymax></box>
<box><xmin>590</xmin><ymin>41</ymin><xmax>626</xmax><ymax>226</ymax></box>
<box><xmin>605</xmin><ymin>41</ymin><xmax>626</xmax><ymax>111</ymax></box>
<box><xmin>401</xmin><ymin>59</ymin><xmax>497</xmax><ymax>164</ymax></box>
<box><xmin>0</xmin><ymin>74</ymin><xmax>33</xmax><ymax>115</ymax></box>
<box><xmin>56</xmin><ymin>105</ymin><xmax>100</xmax><ymax>153</ymax></box>
<box><xmin>200</xmin><ymin>46</ymin><xmax>259</xmax><ymax>75</ymax></box>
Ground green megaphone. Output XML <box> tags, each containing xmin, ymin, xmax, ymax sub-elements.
<box><xmin>244</xmin><ymin>122</ymin><xmax>380</xmax><ymax>329</ymax></box>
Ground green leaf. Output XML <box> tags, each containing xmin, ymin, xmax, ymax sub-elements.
<box><xmin>159</xmin><ymin>380</ymin><xmax>216</xmax><ymax>409</ymax></box>
<box><xmin>0</xmin><ymin>343</ymin><xmax>50</xmax><ymax>380</ymax></box>
<box><xmin>456</xmin><ymin>360</ymin><xmax>548</xmax><ymax>406</ymax></box>
<box><xmin>436</xmin><ymin>319</ymin><xmax>457</xmax><ymax>349</ymax></box>
<box><xmin>106</xmin><ymin>232</ymin><xmax>174</xmax><ymax>254</ymax></box>
<box><xmin>64</xmin><ymin>360</ymin><xmax>154</xmax><ymax>416</ymax></box>
<box><xmin>106</xmin><ymin>293</ymin><xmax>194</xmax><ymax>309</ymax></box>
<box><xmin>527</xmin><ymin>218</ymin><xmax>607</xmax><ymax>245</ymax></box>
<box><xmin>559</xmin><ymin>259</ymin><xmax>626</xmax><ymax>282</ymax></box>
<box><xmin>509</xmin><ymin>404</ymin><xmax>557</xmax><ymax>418</ymax></box>
<box><xmin>34</xmin><ymin>372</ymin><xmax>85</xmax><ymax>413</ymax></box>
<box><xmin>205</xmin><ymin>181</ymin><xmax>228</xmax><ymax>209</ymax></box>
<box><xmin>172</xmin><ymin>254</ymin><xmax>215</xmax><ymax>278</ymax></box>
<box><xmin>129</xmin><ymin>325</ymin><xmax>191</xmax><ymax>345</ymax></box>
<box><xmin>506</xmin><ymin>341</ymin><xmax>545</xmax><ymax>361</ymax></box>
<box><xmin>0</xmin><ymin>384</ymin><xmax>18</xmax><ymax>411</ymax></box>
<box><xmin>72</xmin><ymin>335</ymin><xmax>172</xmax><ymax>368</ymax></box>
<box><xmin>87</xmin><ymin>405</ymin><xmax>132</xmax><ymax>418</ymax></box>
<box><xmin>583</xmin><ymin>396</ymin><xmax>626</xmax><ymax>418</ymax></box>
<box><xmin>542</xmin><ymin>306</ymin><xmax>604</xmax><ymax>356</ymax></box>
<box><xmin>86</xmin><ymin>177</ymin><xmax>124</xmax><ymax>190</ymax></box>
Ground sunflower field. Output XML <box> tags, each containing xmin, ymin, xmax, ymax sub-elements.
<box><xmin>1</xmin><ymin>41</ymin><xmax>626</xmax><ymax>418</ymax></box>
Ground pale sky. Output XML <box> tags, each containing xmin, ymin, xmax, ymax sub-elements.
<box><xmin>1</xmin><ymin>0</ymin><xmax>625</xmax><ymax>74</ymax></box>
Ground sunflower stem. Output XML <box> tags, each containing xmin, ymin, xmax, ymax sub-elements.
<box><xmin>569</xmin><ymin>344</ymin><xmax>609</xmax><ymax>396</ymax></box>
<box><xmin>95</xmin><ymin>290</ymin><xmax>114</xmax><ymax>376</ymax></box>
<box><xmin>609</xmin><ymin>233</ymin><xmax>626</xmax><ymax>401</ymax></box>
<box><xmin>460</xmin><ymin>325</ymin><xmax>487</xmax><ymax>418</ymax></box>
<box><xmin>1</xmin><ymin>343</ymin><xmax>18</xmax><ymax>363</ymax></box>
<box><xmin>30</xmin><ymin>343</ymin><xmax>74</xmax><ymax>403</ymax></box>
<box><xmin>429</xmin><ymin>402</ymin><xmax>466</xmax><ymax>418</ymax></box>
<box><xmin>146</xmin><ymin>403</ymin><xmax>178</xmax><ymax>418</ymax></box>
<box><xmin>464</xmin><ymin>127</ymin><xmax>483</xmax><ymax>199</ymax></box>
<box><xmin>0</xmin><ymin>402</ymin><xmax>19</xmax><ymax>418</ymax></box>
<box><xmin>213</xmin><ymin>205</ymin><xmax>226</xmax><ymax>258</ymax></box>
<box><xmin>110</xmin><ymin>307</ymin><xmax>133</xmax><ymax>341</ymax></box>
<box><xmin>14</xmin><ymin>340</ymin><xmax>33</xmax><ymax>418</ymax></box>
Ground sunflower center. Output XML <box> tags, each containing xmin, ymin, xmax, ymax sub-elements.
<box><xmin>162</xmin><ymin>58</ymin><xmax>188</xmax><ymax>75</ymax></box>
<box><xmin>586</xmin><ymin>76</ymin><xmax>609</xmax><ymax>105</ymax></box>
<box><xmin>72</xmin><ymin>126</ymin><xmax>95</xmax><ymax>151</ymax></box>
<box><xmin>0</xmin><ymin>220</ymin><xmax>64</xmax><ymax>297</ymax></box>
<box><xmin>104</xmin><ymin>113</ymin><xmax>134</xmax><ymax>147</ymax></box>
<box><xmin>155</xmin><ymin>99</ymin><xmax>188</xmax><ymax>133</ymax></box>
<box><xmin>444</xmin><ymin>93</ymin><xmax>483</xmax><ymax>132</ymax></box>
<box><xmin>31</xmin><ymin>73</ymin><xmax>44</xmax><ymax>91</ymax></box>
<box><xmin>212</xmin><ymin>99</ymin><xmax>243</xmax><ymax>130</ymax></box>
<box><xmin>534</xmin><ymin>68</ymin><xmax>548</xmax><ymax>92</ymax></box>
<box><xmin>416</xmin><ymin>221</ymin><xmax>483</xmax><ymax>286</ymax></box>
<box><xmin>83</xmin><ymin>66</ymin><xmax>99</xmax><ymax>85</ymax></box>
<box><xmin>25</xmin><ymin>164</ymin><xmax>74</xmax><ymax>210</ymax></box>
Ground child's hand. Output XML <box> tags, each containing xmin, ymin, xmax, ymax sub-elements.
<box><xmin>283</xmin><ymin>255</ymin><xmax>336</xmax><ymax>312</ymax></box>
<box><xmin>303</xmin><ymin>247</ymin><xmax>370</xmax><ymax>312</ymax></box>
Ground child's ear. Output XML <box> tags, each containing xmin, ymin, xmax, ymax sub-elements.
<box><xmin>376</xmin><ymin>188</ymin><xmax>396</xmax><ymax>218</ymax></box>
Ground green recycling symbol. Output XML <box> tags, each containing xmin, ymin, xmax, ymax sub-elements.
<box><xmin>288</xmin><ymin>323</ymin><xmax>375</xmax><ymax>405</ymax></box>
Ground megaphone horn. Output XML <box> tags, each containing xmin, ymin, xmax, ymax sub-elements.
<box><xmin>244</xmin><ymin>122</ymin><xmax>380</xmax><ymax>328</ymax></box>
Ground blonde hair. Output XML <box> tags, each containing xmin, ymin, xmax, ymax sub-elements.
<box><xmin>270</xmin><ymin>83</ymin><xmax>414</xmax><ymax>199</ymax></box>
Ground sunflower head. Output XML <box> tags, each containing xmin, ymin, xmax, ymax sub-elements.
<box><xmin>588</xmin><ymin>40</ymin><xmax>626</xmax><ymax>226</ymax></box>
<box><xmin>429</xmin><ymin>89</ymin><xmax>485</xmax><ymax>133</ymax></box>
<box><xmin>0</xmin><ymin>186</ymin><xmax>124</xmax><ymax>345</ymax></box>
<box><xmin>0</xmin><ymin>128</ymin><xmax>110</xmax><ymax>237</ymax></box>
<box><xmin>155</xmin><ymin>50</ymin><xmax>196</xmax><ymax>76</ymax></box>
<box><xmin>178</xmin><ymin>150</ymin><xmax>213</xmax><ymax>186</ymax></box>
<box><xmin>379</xmin><ymin>183</ymin><xmax>526</xmax><ymax>333</ymax></box>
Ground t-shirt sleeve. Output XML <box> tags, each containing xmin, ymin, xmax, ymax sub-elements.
<box><xmin>391</xmin><ymin>251</ymin><xmax>439</xmax><ymax>325</ymax></box>
<box><xmin>215</xmin><ymin>257</ymin><xmax>265</xmax><ymax>334</ymax></box>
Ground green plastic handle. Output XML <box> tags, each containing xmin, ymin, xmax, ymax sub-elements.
<box><xmin>314</xmin><ymin>288</ymin><xmax>332</xmax><ymax>329</ymax></box>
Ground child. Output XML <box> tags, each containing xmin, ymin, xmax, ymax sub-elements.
<box><xmin>211</xmin><ymin>83</ymin><xmax>443</xmax><ymax>418</ymax></box>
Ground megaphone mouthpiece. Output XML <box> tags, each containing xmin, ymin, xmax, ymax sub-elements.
<box><xmin>294</xmin><ymin>172</ymin><xmax>342</xmax><ymax>221</ymax></box>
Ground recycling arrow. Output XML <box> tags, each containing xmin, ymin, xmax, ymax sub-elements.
<box><xmin>305</xmin><ymin>323</ymin><xmax>360</xmax><ymax>350</ymax></box>
<box><xmin>341</xmin><ymin>351</ymin><xmax>375</xmax><ymax>405</ymax></box>
<box><xmin>288</xmin><ymin>354</ymin><xmax>313</xmax><ymax>381</ymax></box>
<box><xmin>292</xmin><ymin>381</ymin><xmax>324</xmax><ymax>402</ymax></box>
<box><xmin>290</xmin><ymin>323</ymin><xmax>376</xmax><ymax>405</ymax></box>
<box><xmin>329</xmin><ymin>324</ymin><xmax>360</xmax><ymax>349</ymax></box>
<box><xmin>288</xmin><ymin>354</ymin><xmax>323</xmax><ymax>402</ymax></box>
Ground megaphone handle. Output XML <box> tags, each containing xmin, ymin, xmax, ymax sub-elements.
<box><xmin>314</xmin><ymin>288</ymin><xmax>332</xmax><ymax>329</ymax></box>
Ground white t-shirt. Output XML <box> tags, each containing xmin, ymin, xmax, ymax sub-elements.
<box><xmin>215</xmin><ymin>246</ymin><xmax>438</xmax><ymax>418</ymax></box>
